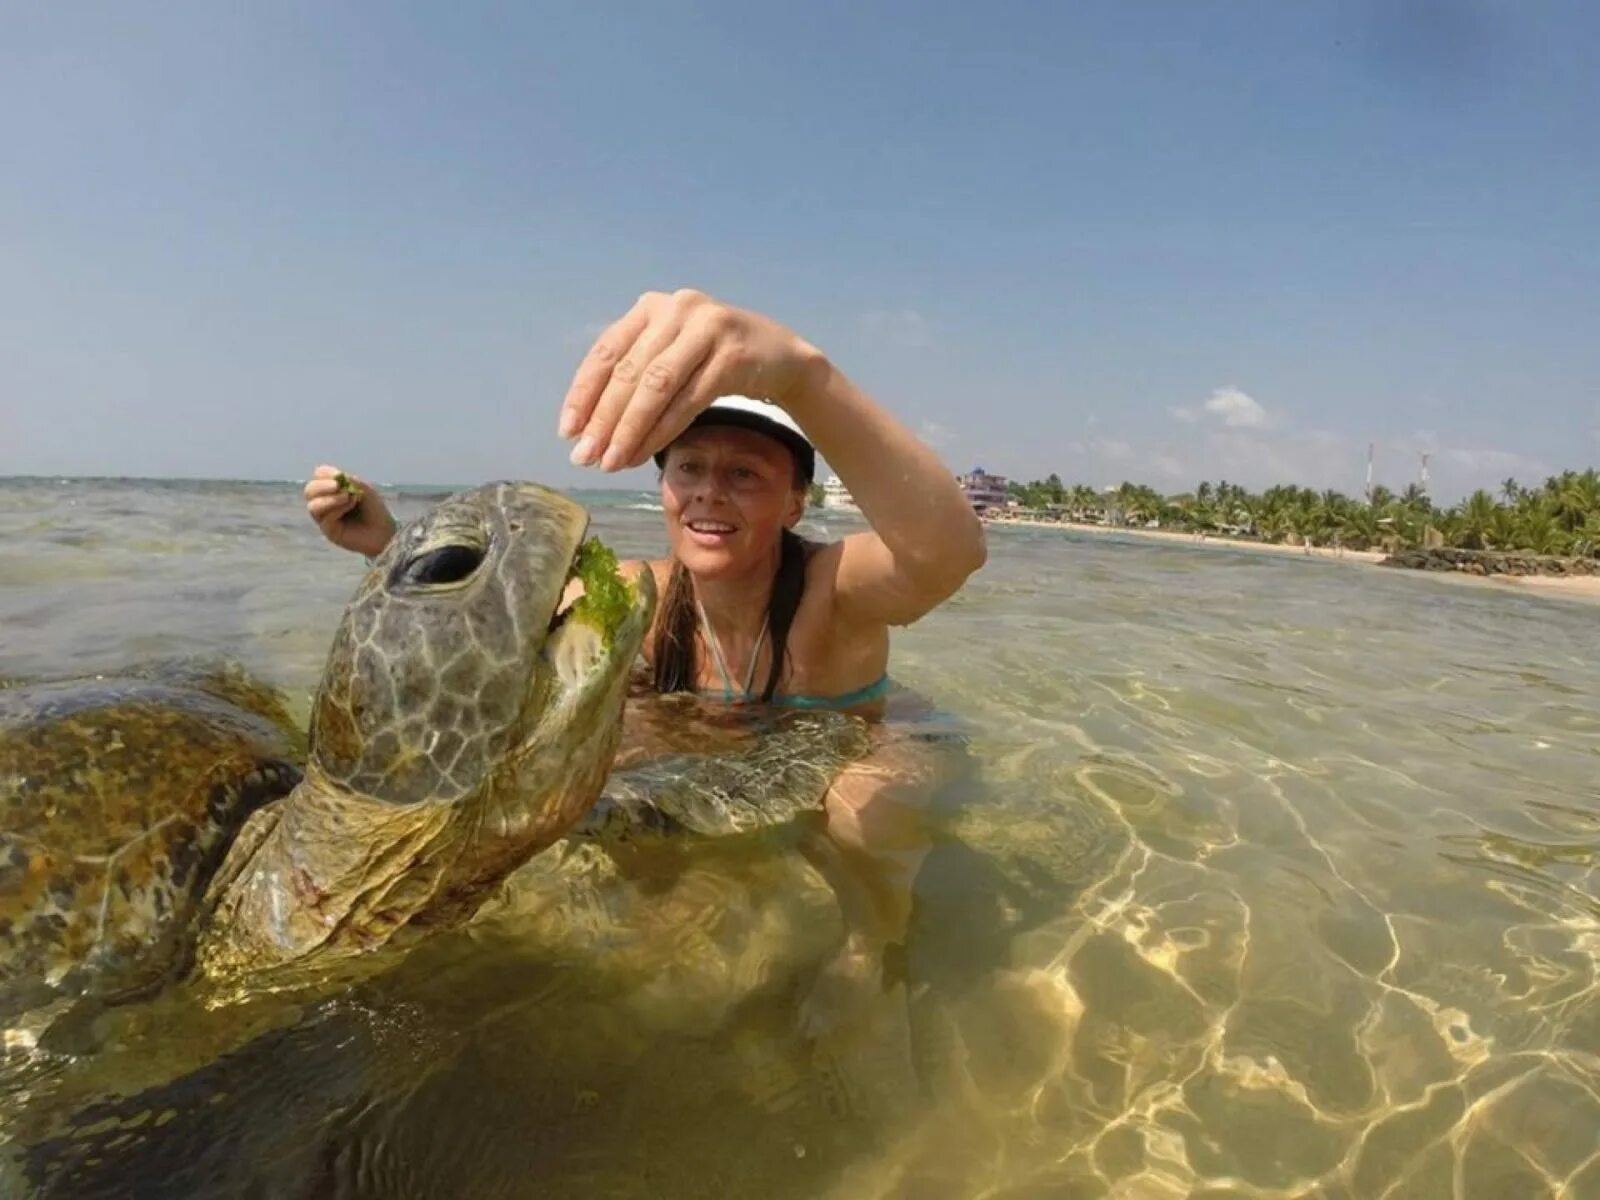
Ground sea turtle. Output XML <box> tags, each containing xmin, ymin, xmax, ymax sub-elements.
<box><xmin>0</xmin><ymin>480</ymin><xmax>885</xmax><ymax>1198</ymax></box>
<box><xmin>0</xmin><ymin>480</ymin><xmax>656</xmax><ymax>1040</ymax></box>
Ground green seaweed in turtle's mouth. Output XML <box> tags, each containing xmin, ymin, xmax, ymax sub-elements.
<box><xmin>549</xmin><ymin>537</ymin><xmax>634</xmax><ymax>648</ymax></box>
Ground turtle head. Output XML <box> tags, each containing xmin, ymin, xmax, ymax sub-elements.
<box><xmin>309</xmin><ymin>480</ymin><xmax>653</xmax><ymax>840</ymax></box>
<box><xmin>199</xmin><ymin>482</ymin><xmax>654</xmax><ymax>981</ymax></box>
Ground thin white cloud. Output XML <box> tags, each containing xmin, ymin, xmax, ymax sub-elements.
<box><xmin>1090</xmin><ymin>436</ymin><xmax>1136</xmax><ymax>462</ymax></box>
<box><xmin>564</xmin><ymin>320</ymin><xmax>611</xmax><ymax>348</ymax></box>
<box><xmin>933</xmin><ymin>413</ymin><xmax>1551</xmax><ymax>505</ymax></box>
<box><xmin>1169</xmin><ymin>386</ymin><xmax>1270</xmax><ymax>429</ymax></box>
<box><xmin>860</xmin><ymin>308</ymin><xmax>933</xmax><ymax>349</ymax></box>
<box><xmin>1438</xmin><ymin>447</ymin><xmax>1548</xmax><ymax>476</ymax></box>
<box><xmin>1201</xmin><ymin>430</ymin><xmax>1338</xmax><ymax>486</ymax></box>
<box><xmin>1203</xmin><ymin>387</ymin><xmax>1269</xmax><ymax>428</ymax></box>
<box><xmin>919</xmin><ymin>420</ymin><xmax>954</xmax><ymax>448</ymax></box>
<box><xmin>1149</xmin><ymin>453</ymin><xmax>1188</xmax><ymax>482</ymax></box>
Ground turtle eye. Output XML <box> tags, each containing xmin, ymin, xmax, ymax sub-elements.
<box><xmin>398</xmin><ymin>542</ymin><xmax>486</xmax><ymax>587</ymax></box>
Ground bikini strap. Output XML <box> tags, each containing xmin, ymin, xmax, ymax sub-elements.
<box><xmin>695</xmin><ymin>595</ymin><xmax>768</xmax><ymax>701</ymax></box>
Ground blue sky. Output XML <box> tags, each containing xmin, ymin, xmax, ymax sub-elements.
<box><xmin>3</xmin><ymin>1</ymin><xmax>1596</xmax><ymax>501</ymax></box>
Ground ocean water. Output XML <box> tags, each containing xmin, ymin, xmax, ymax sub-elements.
<box><xmin>2</xmin><ymin>477</ymin><xmax>1598</xmax><ymax>1199</ymax></box>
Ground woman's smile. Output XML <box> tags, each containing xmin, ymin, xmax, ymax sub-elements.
<box><xmin>684</xmin><ymin>517</ymin><xmax>740</xmax><ymax>548</ymax></box>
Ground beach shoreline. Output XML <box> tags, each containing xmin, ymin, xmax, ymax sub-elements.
<box><xmin>982</xmin><ymin>515</ymin><xmax>1600</xmax><ymax>603</ymax></box>
<box><xmin>1485</xmin><ymin>573</ymin><xmax>1600</xmax><ymax>603</ymax></box>
<box><xmin>983</xmin><ymin>514</ymin><xmax>1386</xmax><ymax>563</ymax></box>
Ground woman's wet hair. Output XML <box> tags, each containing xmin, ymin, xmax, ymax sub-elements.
<box><xmin>653</xmin><ymin>451</ymin><xmax>809</xmax><ymax>701</ymax></box>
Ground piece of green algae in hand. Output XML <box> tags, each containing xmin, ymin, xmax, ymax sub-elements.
<box><xmin>333</xmin><ymin>472</ymin><xmax>362</xmax><ymax>500</ymax></box>
<box><xmin>568</xmin><ymin>538</ymin><xmax>633</xmax><ymax>647</ymax></box>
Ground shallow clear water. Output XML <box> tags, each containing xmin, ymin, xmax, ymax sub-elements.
<box><xmin>2</xmin><ymin>478</ymin><xmax>1598</xmax><ymax>1199</ymax></box>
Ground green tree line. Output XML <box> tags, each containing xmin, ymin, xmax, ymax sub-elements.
<box><xmin>1004</xmin><ymin>470</ymin><xmax>1600</xmax><ymax>558</ymax></box>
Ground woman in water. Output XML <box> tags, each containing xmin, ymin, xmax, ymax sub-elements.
<box><xmin>304</xmin><ymin>288</ymin><xmax>985</xmax><ymax>1032</ymax></box>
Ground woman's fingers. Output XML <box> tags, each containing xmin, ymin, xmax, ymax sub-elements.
<box><xmin>620</xmin><ymin>344</ymin><xmax>732</xmax><ymax>469</ymax></box>
<box><xmin>305</xmin><ymin>468</ymin><xmax>339</xmax><ymax>501</ymax></box>
<box><xmin>562</xmin><ymin>290</ymin><xmax>760</xmax><ymax>471</ymax></box>
<box><xmin>601</xmin><ymin>320</ymin><xmax>721</xmax><ymax>470</ymax></box>
<box><xmin>306</xmin><ymin>466</ymin><xmax>363</xmax><ymax>529</ymax></box>
<box><xmin>559</xmin><ymin>303</ymin><xmax>651</xmax><ymax>442</ymax></box>
<box><xmin>305</xmin><ymin>475</ymin><xmax>348</xmax><ymax>526</ymax></box>
<box><xmin>578</xmin><ymin>306</ymin><xmax>690</xmax><ymax>469</ymax></box>
<box><xmin>308</xmin><ymin>493</ymin><xmax>356</xmax><ymax>525</ymax></box>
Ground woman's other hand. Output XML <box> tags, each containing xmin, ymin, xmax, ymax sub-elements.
<box><xmin>303</xmin><ymin>465</ymin><xmax>398</xmax><ymax>558</ymax></box>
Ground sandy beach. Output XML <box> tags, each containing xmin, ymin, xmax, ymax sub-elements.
<box><xmin>1487</xmin><ymin>573</ymin><xmax>1600</xmax><ymax>603</ymax></box>
<box><xmin>983</xmin><ymin>514</ymin><xmax>1600</xmax><ymax>602</ymax></box>
<box><xmin>986</xmin><ymin>514</ymin><xmax>1387</xmax><ymax>564</ymax></box>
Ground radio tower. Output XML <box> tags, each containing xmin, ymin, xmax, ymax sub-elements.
<box><xmin>1419</xmin><ymin>451</ymin><xmax>1431</xmax><ymax>494</ymax></box>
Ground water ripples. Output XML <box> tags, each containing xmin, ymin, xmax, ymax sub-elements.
<box><xmin>1</xmin><ymin>482</ymin><xmax>1598</xmax><ymax>1197</ymax></box>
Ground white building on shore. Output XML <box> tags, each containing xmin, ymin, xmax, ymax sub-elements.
<box><xmin>820</xmin><ymin>474</ymin><xmax>860</xmax><ymax>512</ymax></box>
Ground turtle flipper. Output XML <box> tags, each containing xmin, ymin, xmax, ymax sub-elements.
<box><xmin>571</xmin><ymin>710</ymin><xmax>872</xmax><ymax>847</ymax></box>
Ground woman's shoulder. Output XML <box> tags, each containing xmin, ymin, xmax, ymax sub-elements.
<box><xmin>797</xmin><ymin>535</ymin><xmax>843</xmax><ymax>575</ymax></box>
<box><xmin>799</xmin><ymin>534</ymin><xmax>878</xmax><ymax>611</ymax></box>
<box><xmin>794</xmin><ymin>537</ymin><xmax>887</xmax><ymax>642</ymax></box>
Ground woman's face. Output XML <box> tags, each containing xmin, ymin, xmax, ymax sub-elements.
<box><xmin>660</xmin><ymin>426</ymin><xmax>805</xmax><ymax>580</ymax></box>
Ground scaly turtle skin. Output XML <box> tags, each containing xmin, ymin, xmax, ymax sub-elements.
<box><xmin>571</xmin><ymin>703</ymin><xmax>874</xmax><ymax>844</ymax></box>
<box><xmin>0</xmin><ymin>481</ymin><xmax>655</xmax><ymax>1027</ymax></box>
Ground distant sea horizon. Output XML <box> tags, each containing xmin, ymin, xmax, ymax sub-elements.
<box><xmin>0</xmin><ymin>474</ymin><xmax>649</xmax><ymax>498</ymax></box>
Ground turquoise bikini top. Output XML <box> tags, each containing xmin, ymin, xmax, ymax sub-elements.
<box><xmin>769</xmin><ymin>674</ymin><xmax>891</xmax><ymax>710</ymax></box>
<box><xmin>694</xmin><ymin>596</ymin><xmax>889</xmax><ymax>711</ymax></box>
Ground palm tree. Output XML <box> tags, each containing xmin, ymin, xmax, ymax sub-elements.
<box><xmin>1515</xmin><ymin>503</ymin><xmax>1569</xmax><ymax>557</ymax></box>
<box><xmin>1379</xmin><ymin>500</ymin><xmax>1425</xmax><ymax>549</ymax></box>
<box><xmin>1122</xmin><ymin>484</ymin><xmax>1162</xmax><ymax>527</ymax></box>
<box><xmin>1432</xmin><ymin>510</ymin><xmax>1464</xmax><ymax>550</ymax></box>
<box><xmin>993</xmin><ymin>466</ymin><xmax>1599</xmax><ymax>558</ymax></box>
<box><xmin>1553</xmin><ymin>469</ymin><xmax>1600</xmax><ymax>533</ymax></box>
<box><xmin>1257</xmin><ymin>506</ymin><xmax>1290</xmax><ymax>544</ymax></box>
<box><xmin>1456</xmin><ymin>490</ymin><xmax>1498</xmax><ymax>550</ymax></box>
<box><xmin>1339</xmin><ymin>505</ymin><xmax>1380</xmax><ymax>549</ymax></box>
<box><xmin>1070</xmin><ymin>484</ymin><xmax>1100</xmax><ymax>521</ymax></box>
<box><xmin>1572</xmin><ymin>511</ymin><xmax>1600</xmax><ymax>560</ymax></box>
<box><xmin>1488</xmin><ymin>505</ymin><xmax>1518</xmax><ymax>552</ymax></box>
<box><xmin>1182</xmin><ymin>497</ymin><xmax>1214</xmax><ymax>532</ymax></box>
<box><xmin>1285</xmin><ymin>495</ymin><xmax>1320</xmax><ymax>546</ymax></box>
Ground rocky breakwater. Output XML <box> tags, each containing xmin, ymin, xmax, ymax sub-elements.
<box><xmin>1382</xmin><ymin>548</ymin><xmax>1600</xmax><ymax>577</ymax></box>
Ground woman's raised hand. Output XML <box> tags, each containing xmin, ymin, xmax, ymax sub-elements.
<box><xmin>558</xmin><ymin>289</ymin><xmax>823</xmax><ymax>472</ymax></box>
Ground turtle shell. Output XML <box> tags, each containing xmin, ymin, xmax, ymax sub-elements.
<box><xmin>0</xmin><ymin>664</ymin><xmax>304</xmax><ymax>1020</ymax></box>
